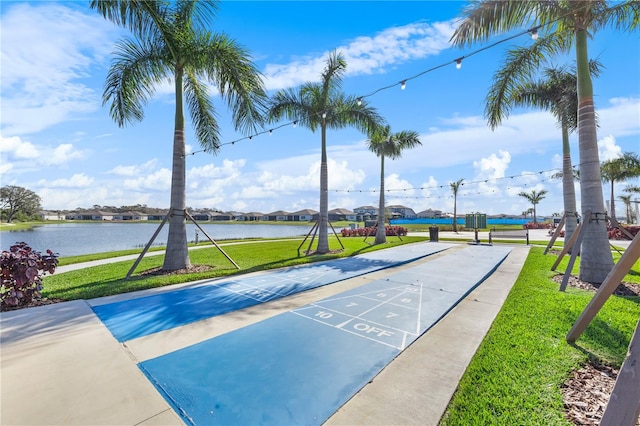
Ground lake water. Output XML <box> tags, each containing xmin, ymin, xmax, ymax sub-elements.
<box><xmin>0</xmin><ymin>222</ymin><xmax>313</xmax><ymax>257</ymax></box>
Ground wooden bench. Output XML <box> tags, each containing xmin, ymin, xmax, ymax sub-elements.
<box><xmin>489</xmin><ymin>228</ymin><xmax>529</xmax><ymax>245</ymax></box>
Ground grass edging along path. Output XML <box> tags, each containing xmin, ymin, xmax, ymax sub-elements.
<box><xmin>440</xmin><ymin>247</ymin><xmax>640</xmax><ymax>425</ymax></box>
<box><xmin>42</xmin><ymin>236</ymin><xmax>429</xmax><ymax>301</ymax></box>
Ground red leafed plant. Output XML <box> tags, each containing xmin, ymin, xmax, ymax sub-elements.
<box><xmin>1</xmin><ymin>242</ymin><xmax>58</xmax><ymax>309</ymax></box>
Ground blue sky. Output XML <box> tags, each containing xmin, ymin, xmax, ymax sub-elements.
<box><xmin>1</xmin><ymin>1</ymin><xmax>639</xmax><ymax>218</ymax></box>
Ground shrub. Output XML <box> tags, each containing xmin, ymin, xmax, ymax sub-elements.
<box><xmin>523</xmin><ymin>222</ymin><xmax>552</xmax><ymax>229</ymax></box>
<box><xmin>340</xmin><ymin>226</ymin><xmax>408</xmax><ymax>237</ymax></box>
<box><xmin>1</xmin><ymin>242</ymin><xmax>58</xmax><ymax>309</ymax></box>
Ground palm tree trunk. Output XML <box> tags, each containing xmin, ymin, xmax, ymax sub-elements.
<box><xmin>375</xmin><ymin>155</ymin><xmax>386</xmax><ymax>244</ymax></box>
<box><xmin>163</xmin><ymin>69</ymin><xmax>191</xmax><ymax>271</ymax></box>
<box><xmin>561</xmin><ymin>118</ymin><xmax>578</xmax><ymax>245</ymax></box>
<box><xmin>575</xmin><ymin>28</ymin><xmax>613</xmax><ymax>283</ymax></box>
<box><xmin>316</xmin><ymin>120</ymin><xmax>329</xmax><ymax>254</ymax></box>
<box><xmin>533</xmin><ymin>204</ymin><xmax>537</xmax><ymax>224</ymax></box>
<box><xmin>609</xmin><ymin>180</ymin><xmax>616</xmax><ymax>220</ymax></box>
<box><xmin>452</xmin><ymin>192</ymin><xmax>458</xmax><ymax>233</ymax></box>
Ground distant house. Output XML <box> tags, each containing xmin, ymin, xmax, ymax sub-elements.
<box><xmin>264</xmin><ymin>210</ymin><xmax>289</xmax><ymax>221</ymax></box>
<box><xmin>417</xmin><ymin>209</ymin><xmax>443</xmax><ymax>218</ymax></box>
<box><xmin>147</xmin><ymin>211</ymin><xmax>169</xmax><ymax>221</ymax></box>
<box><xmin>387</xmin><ymin>205</ymin><xmax>416</xmax><ymax>219</ymax></box>
<box><xmin>39</xmin><ymin>211</ymin><xmax>64</xmax><ymax>220</ymax></box>
<box><xmin>328</xmin><ymin>208</ymin><xmax>357</xmax><ymax>222</ymax></box>
<box><xmin>113</xmin><ymin>211</ymin><xmax>148</xmax><ymax>221</ymax></box>
<box><xmin>210</xmin><ymin>211</ymin><xmax>233</xmax><ymax>221</ymax></box>
<box><xmin>69</xmin><ymin>210</ymin><xmax>115</xmax><ymax>221</ymax></box>
<box><xmin>190</xmin><ymin>212</ymin><xmax>212</xmax><ymax>221</ymax></box>
<box><xmin>236</xmin><ymin>212</ymin><xmax>263</xmax><ymax>221</ymax></box>
<box><xmin>287</xmin><ymin>209</ymin><xmax>318</xmax><ymax>222</ymax></box>
<box><xmin>353</xmin><ymin>205</ymin><xmax>377</xmax><ymax>221</ymax></box>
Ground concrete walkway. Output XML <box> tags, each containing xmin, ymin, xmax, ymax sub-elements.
<box><xmin>1</xmin><ymin>241</ymin><xmax>529</xmax><ymax>425</ymax></box>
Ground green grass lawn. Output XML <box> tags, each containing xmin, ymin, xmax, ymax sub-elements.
<box><xmin>440</xmin><ymin>246</ymin><xmax>640</xmax><ymax>425</ymax></box>
<box><xmin>43</xmin><ymin>235</ymin><xmax>428</xmax><ymax>300</ymax></box>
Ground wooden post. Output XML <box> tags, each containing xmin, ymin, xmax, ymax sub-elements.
<box><xmin>125</xmin><ymin>208</ymin><xmax>172</xmax><ymax>280</ymax></box>
<box><xmin>184</xmin><ymin>211</ymin><xmax>239</xmax><ymax>269</ymax></box>
<box><xmin>297</xmin><ymin>222</ymin><xmax>317</xmax><ymax>256</ymax></box>
<box><xmin>544</xmin><ymin>214</ymin><xmax>565</xmax><ymax>254</ymax></box>
<box><xmin>328</xmin><ymin>221</ymin><xmax>345</xmax><ymax>249</ymax></box>
<box><xmin>599</xmin><ymin>317</ymin><xmax>640</xmax><ymax>426</ymax></box>
<box><xmin>551</xmin><ymin>216</ymin><xmax>586</xmax><ymax>272</ymax></box>
<box><xmin>559</xmin><ymin>224</ymin><xmax>587</xmax><ymax>292</ymax></box>
<box><xmin>567</xmin><ymin>231</ymin><xmax>640</xmax><ymax>342</ymax></box>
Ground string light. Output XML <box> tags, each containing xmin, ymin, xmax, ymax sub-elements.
<box><xmin>328</xmin><ymin>167</ymin><xmax>563</xmax><ymax>194</ymax></box>
<box><xmin>269</xmin><ymin>129</ymin><xmax>273</xmax><ymax>135</ymax></box>
<box><xmin>184</xmin><ymin>13</ymin><xmax>577</xmax><ymax>156</ymax></box>
<box><xmin>293</xmin><ymin>120</ymin><xmax>297</xmax><ymax>128</ymax></box>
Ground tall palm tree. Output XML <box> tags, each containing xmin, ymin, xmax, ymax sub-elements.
<box><xmin>449</xmin><ymin>178</ymin><xmax>464</xmax><ymax>233</ymax></box>
<box><xmin>601</xmin><ymin>152</ymin><xmax>640</xmax><ymax>220</ymax></box>
<box><xmin>266</xmin><ymin>51</ymin><xmax>382</xmax><ymax>254</ymax></box>
<box><xmin>618</xmin><ymin>194</ymin><xmax>633</xmax><ymax>223</ymax></box>
<box><xmin>518</xmin><ymin>189</ymin><xmax>548</xmax><ymax>224</ymax></box>
<box><xmin>366</xmin><ymin>125</ymin><xmax>421</xmax><ymax>244</ymax></box>
<box><xmin>91</xmin><ymin>1</ymin><xmax>267</xmax><ymax>271</ymax></box>
<box><xmin>485</xmin><ymin>58</ymin><xmax>602</xmax><ymax>245</ymax></box>
<box><xmin>450</xmin><ymin>0</ymin><xmax>639</xmax><ymax>283</ymax></box>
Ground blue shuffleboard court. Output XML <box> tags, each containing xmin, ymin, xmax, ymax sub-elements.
<box><xmin>92</xmin><ymin>242</ymin><xmax>453</xmax><ymax>342</ymax></box>
<box><xmin>139</xmin><ymin>245</ymin><xmax>512</xmax><ymax>425</ymax></box>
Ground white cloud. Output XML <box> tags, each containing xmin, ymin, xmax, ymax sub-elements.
<box><xmin>108</xmin><ymin>160</ymin><xmax>161</xmax><ymax>176</ymax></box>
<box><xmin>263</xmin><ymin>20</ymin><xmax>456</xmax><ymax>90</ymax></box>
<box><xmin>0</xmin><ymin>3</ymin><xmax>117</xmax><ymax>135</ymax></box>
<box><xmin>0</xmin><ymin>135</ymin><xmax>40</xmax><ymax>159</ymax></box>
<box><xmin>188</xmin><ymin>159</ymin><xmax>245</xmax><ymax>179</ymax></box>
<box><xmin>38</xmin><ymin>173</ymin><xmax>94</xmax><ymax>188</ymax></box>
<box><xmin>44</xmin><ymin>144</ymin><xmax>85</xmax><ymax>166</ymax></box>
<box><xmin>597</xmin><ymin>135</ymin><xmax>622</xmax><ymax>161</ymax></box>
<box><xmin>123</xmin><ymin>169</ymin><xmax>172</xmax><ymax>191</ymax></box>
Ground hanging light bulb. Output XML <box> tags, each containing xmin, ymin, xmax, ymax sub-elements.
<box><xmin>249</xmin><ymin>136</ymin><xmax>252</xmax><ymax>140</ymax></box>
<box><xmin>322</xmin><ymin>112</ymin><xmax>327</xmax><ymax>119</ymax></box>
<box><xmin>530</xmin><ymin>28</ymin><xmax>538</xmax><ymax>40</ymax></box>
<box><xmin>400</xmin><ymin>80</ymin><xmax>406</xmax><ymax>90</ymax></box>
<box><xmin>293</xmin><ymin>120</ymin><xmax>297</xmax><ymax>128</ymax></box>
<box><xmin>357</xmin><ymin>97</ymin><xmax>362</xmax><ymax>106</ymax></box>
<box><xmin>455</xmin><ymin>58</ymin><xmax>462</xmax><ymax>69</ymax></box>
<box><xmin>269</xmin><ymin>129</ymin><xmax>273</xmax><ymax>135</ymax></box>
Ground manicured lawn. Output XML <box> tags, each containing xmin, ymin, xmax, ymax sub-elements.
<box><xmin>43</xmin><ymin>235</ymin><xmax>428</xmax><ymax>301</ymax></box>
<box><xmin>440</xmin><ymin>247</ymin><xmax>640</xmax><ymax>425</ymax></box>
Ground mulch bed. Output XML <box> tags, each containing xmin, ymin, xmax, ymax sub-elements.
<box><xmin>555</xmin><ymin>273</ymin><xmax>640</xmax><ymax>425</ymax></box>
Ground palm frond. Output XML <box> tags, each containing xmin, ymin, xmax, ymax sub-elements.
<box><xmin>184</xmin><ymin>73</ymin><xmax>220</xmax><ymax>153</ymax></box>
<box><xmin>450</xmin><ymin>0</ymin><xmax>553</xmax><ymax>47</ymax></box>
<box><xmin>198</xmin><ymin>33</ymin><xmax>268</xmax><ymax>135</ymax></box>
<box><xmin>103</xmin><ymin>37</ymin><xmax>170</xmax><ymax>126</ymax></box>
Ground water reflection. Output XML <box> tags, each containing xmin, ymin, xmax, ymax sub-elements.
<box><xmin>0</xmin><ymin>222</ymin><xmax>312</xmax><ymax>257</ymax></box>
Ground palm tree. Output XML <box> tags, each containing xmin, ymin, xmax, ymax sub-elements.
<box><xmin>600</xmin><ymin>152</ymin><xmax>640</xmax><ymax>221</ymax></box>
<box><xmin>266</xmin><ymin>51</ymin><xmax>382</xmax><ymax>254</ymax></box>
<box><xmin>450</xmin><ymin>0</ymin><xmax>639</xmax><ymax>283</ymax></box>
<box><xmin>618</xmin><ymin>194</ymin><xmax>633</xmax><ymax>223</ymax></box>
<box><xmin>366</xmin><ymin>125</ymin><xmax>421</xmax><ymax>244</ymax></box>
<box><xmin>518</xmin><ymin>189</ymin><xmax>548</xmax><ymax>224</ymax></box>
<box><xmin>449</xmin><ymin>179</ymin><xmax>464</xmax><ymax>233</ymax></box>
<box><xmin>485</xmin><ymin>58</ymin><xmax>601</xmax><ymax>245</ymax></box>
<box><xmin>91</xmin><ymin>1</ymin><xmax>267</xmax><ymax>271</ymax></box>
